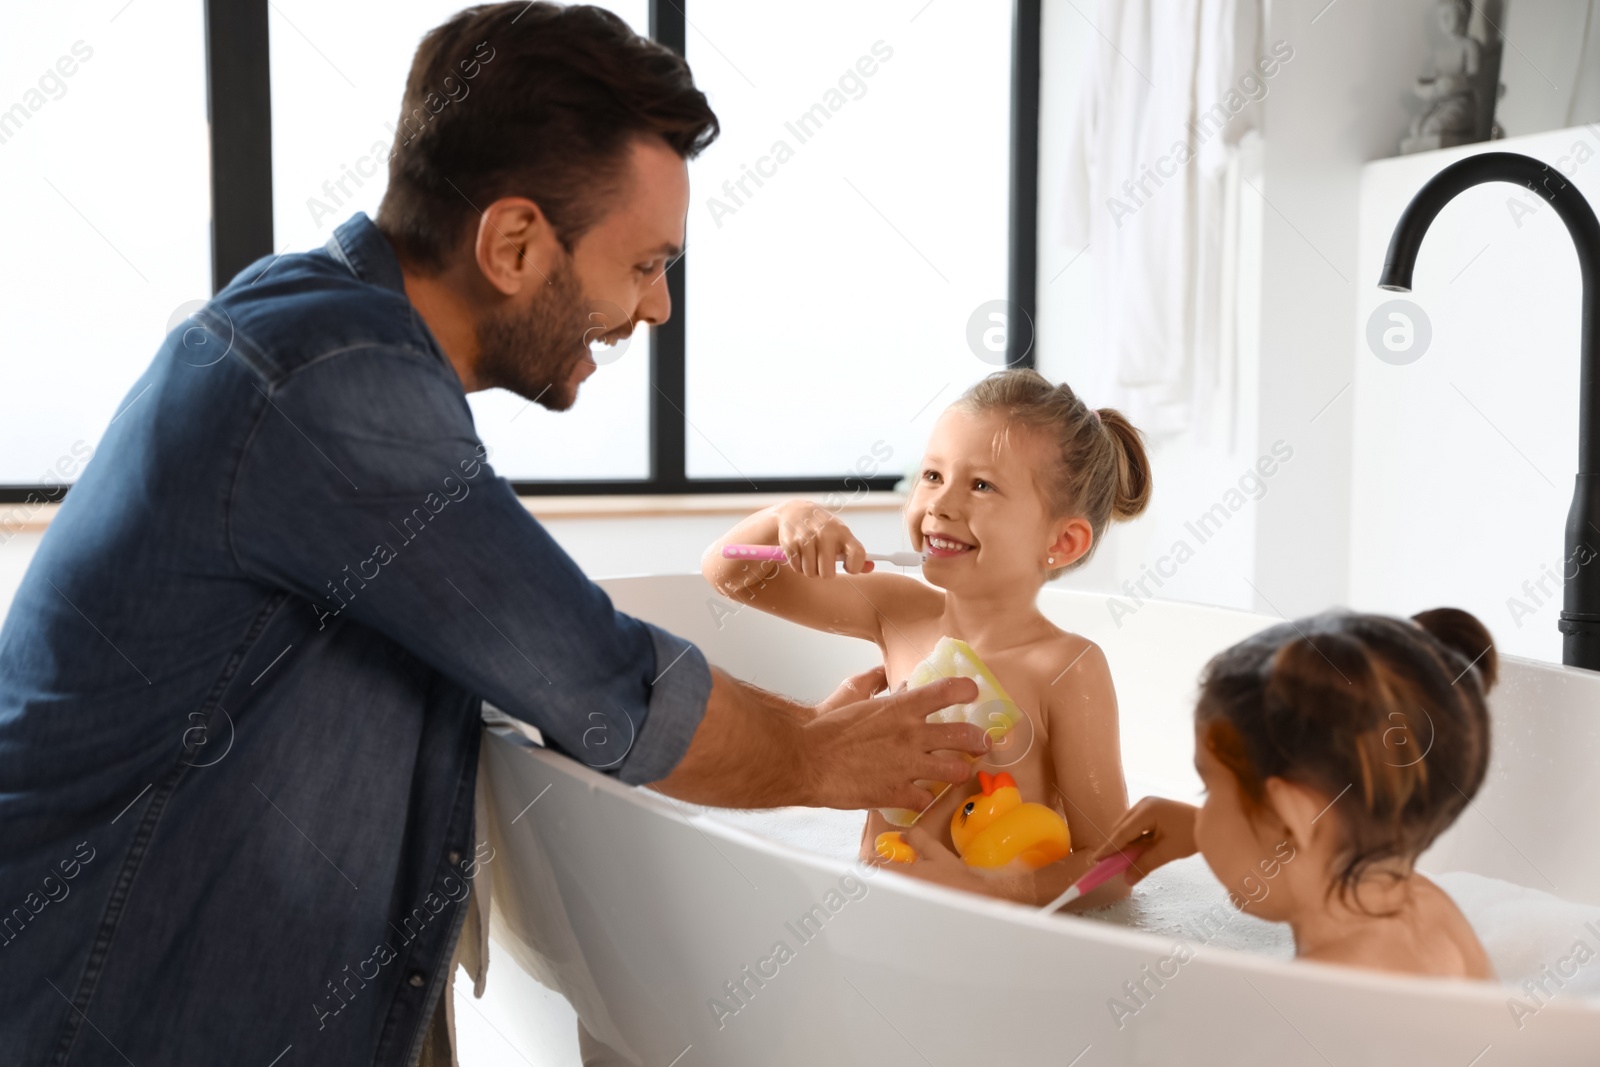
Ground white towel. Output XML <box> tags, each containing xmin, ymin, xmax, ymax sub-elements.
<box><xmin>1061</xmin><ymin>0</ymin><xmax>1263</xmax><ymax>440</ymax></box>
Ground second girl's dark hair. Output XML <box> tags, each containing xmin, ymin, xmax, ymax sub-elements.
<box><xmin>1197</xmin><ymin>607</ymin><xmax>1496</xmax><ymax>909</ymax></box>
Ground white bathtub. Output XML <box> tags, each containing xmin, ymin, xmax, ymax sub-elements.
<box><xmin>475</xmin><ymin>574</ymin><xmax>1600</xmax><ymax>1066</ymax></box>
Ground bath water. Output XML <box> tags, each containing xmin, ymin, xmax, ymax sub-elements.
<box><xmin>696</xmin><ymin>802</ymin><xmax>1600</xmax><ymax>1001</ymax></box>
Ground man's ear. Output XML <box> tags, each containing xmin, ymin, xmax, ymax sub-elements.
<box><xmin>1047</xmin><ymin>517</ymin><xmax>1093</xmax><ymax>569</ymax></box>
<box><xmin>473</xmin><ymin>196</ymin><xmax>563</xmax><ymax>297</ymax></box>
<box><xmin>1261</xmin><ymin>776</ymin><xmax>1332</xmax><ymax>852</ymax></box>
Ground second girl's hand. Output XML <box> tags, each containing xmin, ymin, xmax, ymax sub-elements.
<box><xmin>1089</xmin><ymin>797</ymin><xmax>1200</xmax><ymax>887</ymax></box>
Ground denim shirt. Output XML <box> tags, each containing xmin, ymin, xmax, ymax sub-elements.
<box><xmin>0</xmin><ymin>212</ymin><xmax>712</xmax><ymax>1066</ymax></box>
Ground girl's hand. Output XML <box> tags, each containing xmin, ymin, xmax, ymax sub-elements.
<box><xmin>899</xmin><ymin>826</ymin><xmax>1030</xmax><ymax>900</ymax></box>
<box><xmin>814</xmin><ymin>666</ymin><xmax>889</xmax><ymax>719</ymax></box>
<box><xmin>902</xmin><ymin>825</ymin><xmax>969</xmax><ymax>881</ymax></box>
<box><xmin>774</xmin><ymin>500</ymin><xmax>875</xmax><ymax>579</ymax></box>
<box><xmin>1090</xmin><ymin>796</ymin><xmax>1199</xmax><ymax>887</ymax></box>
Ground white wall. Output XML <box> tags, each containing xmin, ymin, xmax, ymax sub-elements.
<box><xmin>1354</xmin><ymin>123</ymin><xmax>1600</xmax><ymax>663</ymax></box>
<box><xmin>1250</xmin><ymin>0</ymin><xmax>1439</xmax><ymax>618</ymax></box>
<box><xmin>1034</xmin><ymin>0</ymin><xmax>1267</xmax><ymax>635</ymax></box>
<box><xmin>1035</xmin><ymin>0</ymin><xmax>1551</xmax><ymax>650</ymax></box>
<box><xmin>0</xmin><ymin>498</ymin><xmax>911</xmax><ymax>636</ymax></box>
<box><xmin>0</xmin><ymin>531</ymin><xmax>43</xmax><ymax>625</ymax></box>
<box><xmin>1254</xmin><ymin>0</ymin><xmax>1600</xmax><ymax>667</ymax></box>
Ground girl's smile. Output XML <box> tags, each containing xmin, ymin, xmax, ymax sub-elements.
<box><xmin>907</xmin><ymin>406</ymin><xmax>1083</xmax><ymax>592</ymax></box>
<box><xmin>923</xmin><ymin>531</ymin><xmax>977</xmax><ymax>557</ymax></box>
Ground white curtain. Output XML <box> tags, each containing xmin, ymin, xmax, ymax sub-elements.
<box><xmin>1061</xmin><ymin>0</ymin><xmax>1265</xmax><ymax>441</ymax></box>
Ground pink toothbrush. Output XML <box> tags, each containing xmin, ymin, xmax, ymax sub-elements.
<box><xmin>1040</xmin><ymin>838</ymin><xmax>1152</xmax><ymax>913</ymax></box>
<box><xmin>722</xmin><ymin>544</ymin><xmax>926</xmax><ymax>567</ymax></box>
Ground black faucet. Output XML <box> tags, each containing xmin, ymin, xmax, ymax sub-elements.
<box><xmin>1379</xmin><ymin>151</ymin><xmax>1600</xmax><ymax>671</ymax></box>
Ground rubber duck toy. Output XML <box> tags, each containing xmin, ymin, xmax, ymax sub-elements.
<box><xmin>874</xmin><ymin>771</ymin><xmax>1071</xmax><ymax>870</ymax></box>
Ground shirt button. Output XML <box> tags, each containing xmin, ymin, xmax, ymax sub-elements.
<box><xmin>408</xmin><ymin>972</ymin><xmax>425</xmax><ymax>988</ymax></box>
<box><xmin>448</xmin><ymin>850</ymin><xmax>462</xmax><ymax>865</ymax></box>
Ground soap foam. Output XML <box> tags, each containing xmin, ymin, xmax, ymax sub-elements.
<box><xmin>699</xmin><ymin>804</ymin><xmax>1600</xmax><ymax>998</ymax></box>
<box><xmin>1431</xmin><ymin>870</ymin><xmax>1600</xmax><ymax>996</ymax></box>
<box><xmin>1083</xmin><ymin>854</ymin><xmax>1294</xmax><ymax>959</ymax></box>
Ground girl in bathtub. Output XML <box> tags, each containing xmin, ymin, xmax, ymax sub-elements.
<box><xmin>702</xmin><ymin>368</ymin><xmax>1152</xmax><ymax>908</ymax></box>
<box><xmin>1092</xmin><ymin>607</ymin><xmax>1496</xmax><ymax>978</ymax></box>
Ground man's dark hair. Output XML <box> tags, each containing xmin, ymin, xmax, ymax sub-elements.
<box><xmin>375</xmin><ymin>2</ymin><xmax>719</xmax><ymax>273</ymax></box>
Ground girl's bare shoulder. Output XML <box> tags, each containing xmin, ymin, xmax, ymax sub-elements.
<box><xmin>1021</xmin><ymin>627</ymin><xmax>1111</xmax><ymax>692</ymax></box>
<box><xmin>852</xmin><ymin>573</ymin><xmax>945</xmax><ymax>660</ymax></box>
<box><xmin>1413</xmin><ymin>875</ymin><xmax>1496</xmax><ymax>980</ymax></box>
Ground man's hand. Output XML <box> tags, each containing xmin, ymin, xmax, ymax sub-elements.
<box><xmin>650</xmin><ymin>669</ymin><xmax>985</xmax><ymax>810</ymax></box>
<box><xmin>797</xmin><ymin>675</ymin><xmax>988</xmax><ymax>810</ymax></box>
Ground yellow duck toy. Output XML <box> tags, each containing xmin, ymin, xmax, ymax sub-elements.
<box><xmin>875</xmin><ymin>771</ymin><xmax>1071</xmax><ymax>870</ymax></box>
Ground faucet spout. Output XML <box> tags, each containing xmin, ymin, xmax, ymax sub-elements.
<box><xmin>1378</xmin><ymin>152</ymin><xmax>1600</xmax><ymax>670</ymax></box>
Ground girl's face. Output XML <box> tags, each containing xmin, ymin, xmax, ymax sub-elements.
<box><xmin>1192</xmin><ymin>725</ymin><xmax>1297</xmax><ymax>920</ymax></box>
<box><xmin>906</xmin><ymin>407</ymin><xmax>1069</xmax><ymax>595</ymax></box>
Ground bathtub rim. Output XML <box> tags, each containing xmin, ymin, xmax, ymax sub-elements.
<box><xmin>490</xmin><ymin>725</ymin><xmax>1600</xmax><ymax>1019</ymax></box>
<box><xmin>596</xmin><ymin>571</ymin><xmax>1600</xmax><ymax>684</ymax></box>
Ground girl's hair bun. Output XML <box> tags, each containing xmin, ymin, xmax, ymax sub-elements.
<box><xmin>1410</xmin><ymin>607</ymin><xmax>1498</xmax><ymax>692</ymax></box>
<box><xmin>1096</xmin><ymin>407</ymin><xmax>1152</xmax><ymax>521</ymax></box>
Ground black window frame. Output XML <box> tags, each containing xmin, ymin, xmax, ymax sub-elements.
<box><xmin>0</xmin><ymin>0</ymin><xmax>1039</xmax><ymax>504</ymax></box>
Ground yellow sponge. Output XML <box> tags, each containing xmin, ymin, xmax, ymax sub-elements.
<box><xmin>877</xmin><ymin>637</ymin><xmax>1024</xmax><ymax>827</ymax></box>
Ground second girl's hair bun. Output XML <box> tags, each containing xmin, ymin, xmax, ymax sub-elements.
<box><xmin>1411</xmin><ymin>607</ymin><xmax>1498</xmax><ymax>691</ymax></box>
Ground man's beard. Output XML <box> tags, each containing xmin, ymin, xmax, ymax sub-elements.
<box><xmin>473</xmin><ymin>258</ymin><xmax>593</xmax><ymax>412</ymax></box>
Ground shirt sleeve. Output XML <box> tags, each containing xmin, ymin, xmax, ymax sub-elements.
<box><xmin>227</xmin><ymin>345</ymin><xmax>711</xmax><ymax>786</ymax></box>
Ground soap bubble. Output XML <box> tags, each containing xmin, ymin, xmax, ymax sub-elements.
<box><xmin>978</xmin><ymin>699</ymin><xmax>1034</xmax><ymax>768</ymax></box>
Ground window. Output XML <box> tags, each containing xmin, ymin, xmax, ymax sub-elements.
<box><xmin>2</xmin><ymin>0</ymin><xmax>1036</xmax><ymax>501</ymax></box>
<box><xmin>682</xmin><ymin>0</ymin><xmax>1015</xmax><ymax>482</ymax></box>
<box><xmin>0</xmin><ymin>4</ymin><xmax>210</xmax><ymax>491</ymax></box>
<box><xmin>269</xmin><ymin>0</ymin><xmax>651</xmax><ymax>482</ymax></box>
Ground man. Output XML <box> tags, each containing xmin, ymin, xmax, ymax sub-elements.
<box><xmin>0</xmin><ymin>5</ymin><xmax>985</xmax><ymax>1065</ymax></box>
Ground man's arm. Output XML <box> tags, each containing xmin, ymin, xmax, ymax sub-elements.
<box><xmin>230</xmin><ymin>350</ymin><xmax>716</xmax><ymax>785</ymax></box>
<box><xmin>229</xmin><ymin>350</ymin><xmax>987</xmax><ymax>801</ymax></box>
<box><xmin>649</xmin><ymin>668</ymin><xmax>987</xmax><ymax>809</ymax></box>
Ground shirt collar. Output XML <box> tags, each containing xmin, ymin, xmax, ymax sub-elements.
<box><xmin>326</xmin><ymin>211</ymin><xmax>407</xmax><ymax>296</ymax></box>
<box><xmin>324</xmin><ymin>211</ymin><xmax>467</xmax><ymax>392</ymax></box>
